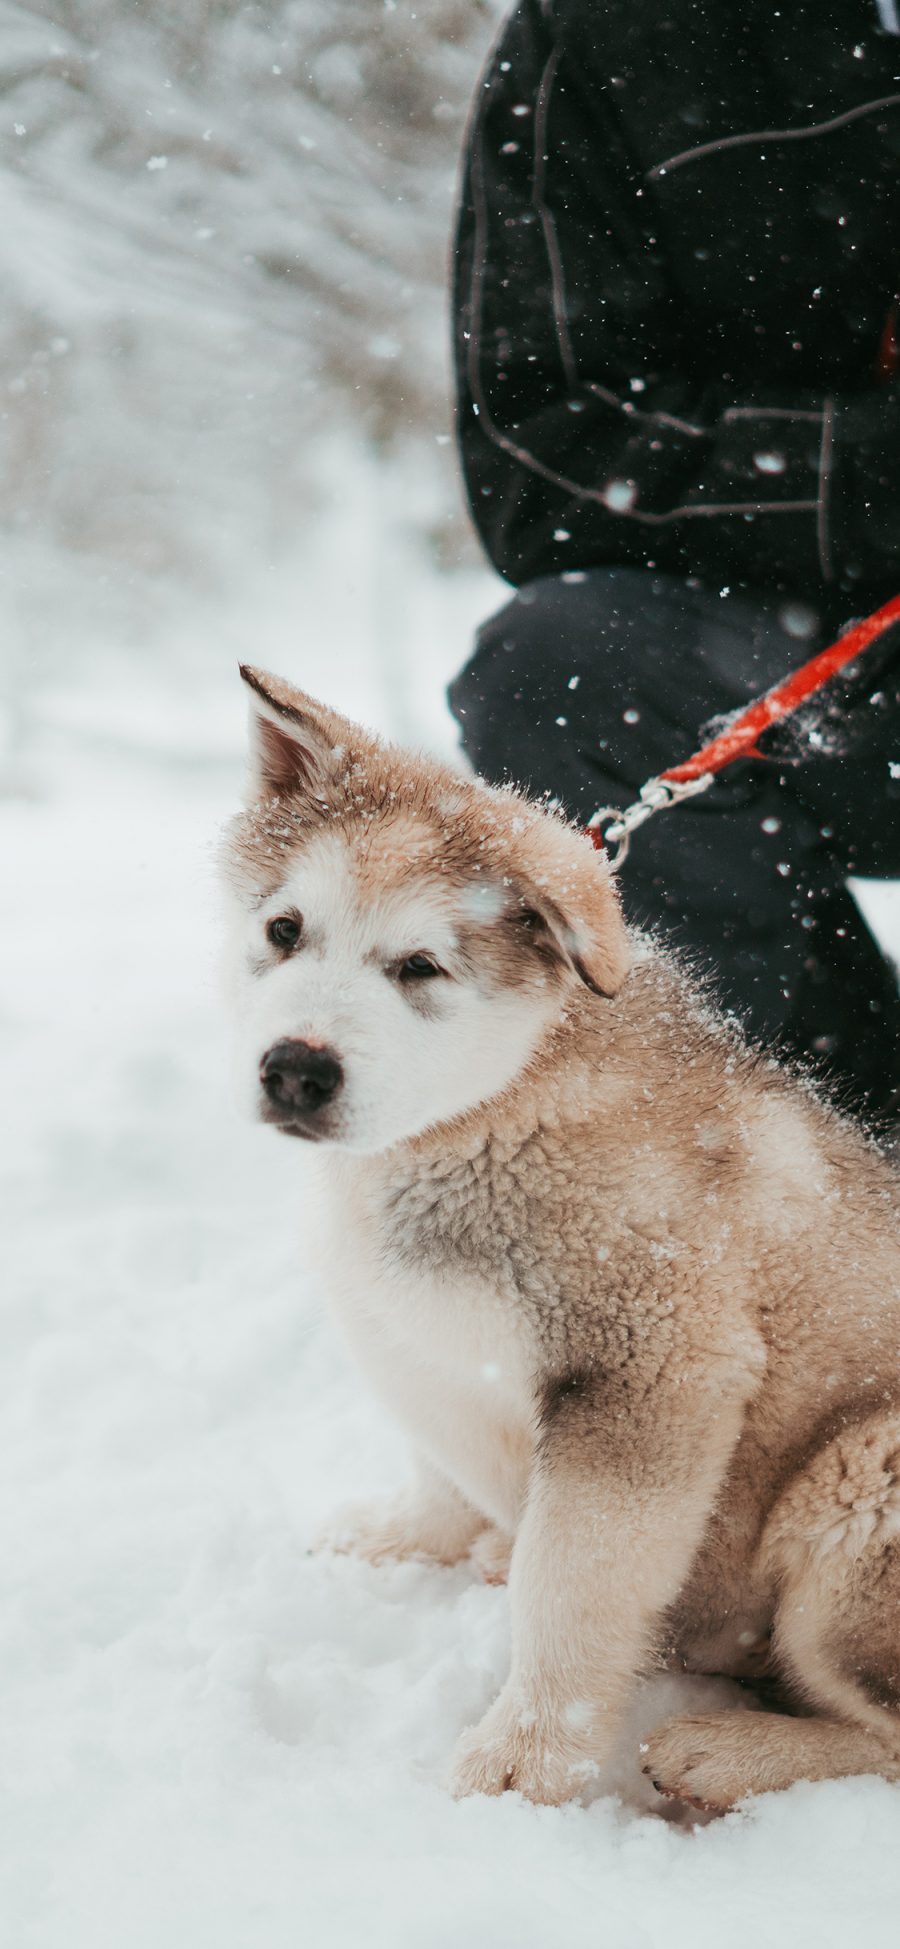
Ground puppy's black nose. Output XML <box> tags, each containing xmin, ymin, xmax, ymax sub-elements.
<box><xmin>260</xmin><ymin>1039</ymin><xmax>344</xmax><ymax>1114</ymax></box>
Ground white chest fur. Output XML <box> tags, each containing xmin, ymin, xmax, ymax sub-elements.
<box><xmin>309</xmin><ymin>1157</ymin><xmax>536</xmax><ymax>1531</ymax></box>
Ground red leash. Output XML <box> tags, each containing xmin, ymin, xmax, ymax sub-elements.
<box><xmin>588</xmin><ymin>591</ymin><xmax>900</xmax><ymax>867</ymax></box>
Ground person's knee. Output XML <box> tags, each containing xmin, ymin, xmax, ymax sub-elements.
<box><xmin>452</xmin><ymin>573</ymin><xmax>603</xmax><ymax>717</ymax></box>
<box><xmin>449</xmin><ymin>566</ymin><xmax>675</xmax><ymax>764</ymax></box>
<box><xmin>449</xmin><ymin>573</ymin><xmax>597</xmax><ymax>791</ymax></box>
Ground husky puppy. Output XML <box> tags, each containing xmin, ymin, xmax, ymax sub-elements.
<box><xmin>221</xmin><ymin>666</ymin><xmax>900</xmax><ymax>1811</ymax></box>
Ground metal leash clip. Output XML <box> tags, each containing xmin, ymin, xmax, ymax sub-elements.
<box><xmin>587</xmin><ymin>772</ymin><xmax>714</xmax><ymax>870</ymax></box>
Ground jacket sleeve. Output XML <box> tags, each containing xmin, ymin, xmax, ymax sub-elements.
<box><xmin>453</xmin><ymin>0</ymin><xmax>900</xmax><ymax>596</ymax></box>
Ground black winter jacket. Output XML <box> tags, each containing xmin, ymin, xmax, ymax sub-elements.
<box><xmin>453</xmin><ymin>0</ymin><xmax>900</xmax><ymax>601</ymax></box>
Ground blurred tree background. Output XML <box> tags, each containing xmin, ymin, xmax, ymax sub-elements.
<box><xmin>0</xmin><ymin>0</ymin><xmax>500</xmax><ymax>643</ymax></box>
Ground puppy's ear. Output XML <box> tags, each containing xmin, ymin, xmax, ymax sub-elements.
<box><xmin>532</xmin><ymin>886</ymin><xmax>630</xmax><ymax>999</ymax></box>
<box><xmin>239</xmin><ymin>664</ymin><xmax>352</xmax><ymax>802</ymax></box>
<box><xmin>510</xmin><ymin>820</ymin><xmax>631</xmax><ymax>999</ymax></box>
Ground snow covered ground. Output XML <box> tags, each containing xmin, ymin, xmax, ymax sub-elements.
<box><xmin>3</xmin><ymin>502</ymin><xmax>900</xmax><ymax>1949</ymax></box>
<box><xmin>2</xmin><ymin>6</ymin><xmax>899</xmax><ymax>1933</ymax></box>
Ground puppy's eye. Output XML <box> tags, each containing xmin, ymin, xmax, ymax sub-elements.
<box><xmin>398</xmin><ymin>952</ymin><xmax>443</xmax><ymax>982</ymax></box>
<box><xmin>514</xmin><ymin>908</ymin><xmax>543</xmax><ymax>930</ymax></box>
<box><xmin>266</xmin><ymin>913</ymin><xmax>302</xmax><ymax>951</ymax></box>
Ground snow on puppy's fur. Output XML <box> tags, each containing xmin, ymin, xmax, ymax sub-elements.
<box><xmin>220</xmin><ymin>667</ymin><xmax>900</xmax><ymax>1813</ymax></box>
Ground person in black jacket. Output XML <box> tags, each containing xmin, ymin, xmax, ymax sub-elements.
<box><xmin>449</xmin><ymin>0</ymin><xmax>900</xmax><ymax>1123</ymax></box>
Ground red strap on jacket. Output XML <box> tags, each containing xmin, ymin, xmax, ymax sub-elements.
<box><xmin>877</xmin><ymin>300</ymin><xmax>899</xmax><ymax>382</ymax></box>
<box><xmin>660</xmin><ymin>591</ymin><xmax>900</xmax><ymax>785</ymax></box>
<box><xmin>589</xmin><ymin>591</ymin><xmax>900</xmax><ymax>863</ymax></box>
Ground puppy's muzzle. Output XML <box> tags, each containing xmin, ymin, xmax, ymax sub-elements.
<box><xmin>259</xmin><ymin>1039</ymin><xmax>344</xmax><ymax>1133</ymax></box>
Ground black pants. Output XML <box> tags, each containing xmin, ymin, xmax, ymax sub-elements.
<box><xmin>449</xmin><ymin>569</ymin><xmax>900</xmax><ymax>1125</ymax></box>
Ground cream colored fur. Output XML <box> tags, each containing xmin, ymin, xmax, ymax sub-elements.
<box><xmin>221</xmin><ymin>669</ymin><xmax>900</xmax><ymax>1812</ymax></box>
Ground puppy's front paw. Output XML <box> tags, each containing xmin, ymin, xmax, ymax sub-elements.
<box><xmin>451</xmin><ymin>1686</ymin><xmax>597</xmax><ymax>1805</ymax></box>
<box><xmin>314</xmin><ymin>1495</ymin><xmax>479</xmax><ymax>1568</ymax></box>
<box><xmin>469</xmin><ymin>1524</ymin><xmax>513</xmax><ymax>1585</ymax></box>
<box><xmin>641</xmin><ymin>1711</ymin><xmax>748</xmax><ymax>1813</ymax></box>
